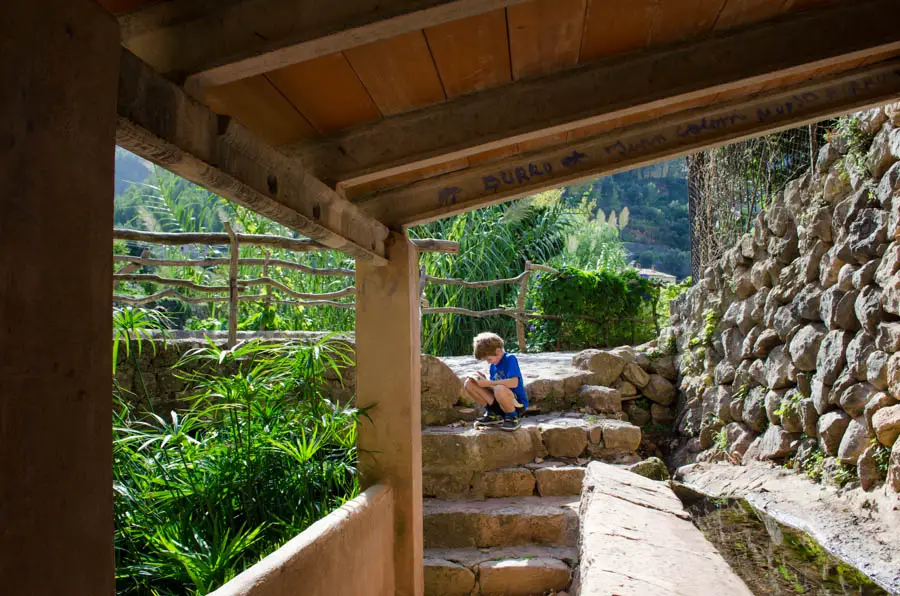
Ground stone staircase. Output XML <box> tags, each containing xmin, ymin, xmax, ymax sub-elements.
<box><xmin>422</xmin><ymin>412</ymin><xmax>643</xmax><ymax>595</ymax></box>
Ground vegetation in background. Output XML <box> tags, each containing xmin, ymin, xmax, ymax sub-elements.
<box><xmin>113</xmin><ymin>320</ymin><xmax>359</xmax><ymax>595</ymax></box>
<box><xmin>527</xmin><ymin>266</ymin><xmax>660</xmax><ymax>352</ymax></box>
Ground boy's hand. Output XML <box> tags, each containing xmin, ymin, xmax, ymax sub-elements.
<box><xmin>474</xmin><ymin>371</ymin><xmax>486</xmax><ymax>379</ymax></box>
<box><xmin>476</xmin><ymin>378</ymin><xmax>492</xmax><ymax>388</ymax></box>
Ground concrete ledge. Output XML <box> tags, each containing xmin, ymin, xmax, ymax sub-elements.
<box><xmin>574</xmin><ymin>462</ymin><xmax>752</xmax><ymax>595</ymax></box>
<box><xmin>209</xmin><ymin>484</ymin><xmax>394</xmax><ymax>596</ymax></box>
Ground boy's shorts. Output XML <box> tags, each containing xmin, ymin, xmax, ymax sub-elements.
<box><xmin>486</xmin><ymin>389</ymin><xmax>527</xmax><ymax>417</ymax></box>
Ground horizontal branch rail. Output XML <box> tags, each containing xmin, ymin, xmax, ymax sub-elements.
<box><xmin>113</xmin><ymin>228</ymin><xmax>458</xmax><ymax>253</ymax></box>
<box><xmin>114</xmin><ymin>273</ymin><xmax>230</xmax><ymax>293</ymax></box>
<box><xmin>113</xmin><ymin>255</ymin><xmax>355</xmax><ymax>277</ymax></box>
<box><xmin>423</xmin><ymin>271</ymin><xmax>528</xmax><ymax>288</ymax></box>
<box><xmin>238</xmin><ymin>278</ymin><xmax>355</xmax><ymax>301</ymax></box>
<box><xmin>114</xmin><ymin>289</ymin><xmax>355</xmax><ymax>309</ymax></box>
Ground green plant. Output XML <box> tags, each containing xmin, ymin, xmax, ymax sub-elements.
<box><xmin>528</xmin><ymin>266</ymin><xmax>660</xmax><ymax>352</ymax></box>
<box><xmin>775</xmin><ymin>389</ymin><xmax>803</xmax><ymax>418</ymax></box>
<box><xmin>112</xmin><ymin>306</ymin><xmax>171</xmax><ymax>374</ymax></box>
<box><xmin>799</xmin><ymin>447</ymin><xmax>825</xmax><ymax>483</ymax></box>
<box><xmin>733</xmin><ymin>384</ymin><xmax>750</xmax><ymax>402</ymax></box>
<box><xmin>872</xmin><ymin>441</ymin><xmax>891</xmax><ymax>481</ymax></box>
<box><xmin>714</xmin><ymin>427</ymin><xmax>729</xmax><ymax>452</ymax></box>
<box><xmin>114</xmin><ymin>336</ymin><xmax>359</xmax><ymax>595</ymax></box>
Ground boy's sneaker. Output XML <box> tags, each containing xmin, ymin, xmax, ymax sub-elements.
<box><xmin>500</xmin><ymin>415</ymin><xmax>521</xmax><ymax>432</ymax></box>
<box><xmin>474</xmin><ymin>411</ymin><xmax>502</xmax><ymax>428</ymax></box>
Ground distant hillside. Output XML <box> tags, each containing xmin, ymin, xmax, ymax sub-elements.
<box><xmin>115</xmin><ymin>148</ymin><xmax>151</xmax><ymax>196</ymax></box>
<box><xmin>562</xmin><ymin>158</ymin><xmax>690</xmax><ymax>279</ymax></box>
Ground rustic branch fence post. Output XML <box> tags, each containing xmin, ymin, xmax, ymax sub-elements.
<box><xmin>261</xmin><ymin>249</ymin><xmax>271</xmax><ymax>332</ymax></box>
<box><xmin>516</xmin><ymin>262</ymin><xmax>531</xmax><ymax>352</ymax></box>
<box><xmin>224</xmin><ymin>222</ymin><xmax>239</xmax><ymax>347</ymax></box>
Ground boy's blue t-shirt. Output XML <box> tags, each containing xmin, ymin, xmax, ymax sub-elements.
<box><xmin>490</xmin><ymin>353</ymin><xmax>529</xmax><ymax>408</ymax></box>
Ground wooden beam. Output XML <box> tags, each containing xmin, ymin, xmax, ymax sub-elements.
<box><xmin>356</xmin><ymin>60</ymin><xmax>900</xmax><ymax>227</ymax></box>
<box><xmin>288</xmin><ymin>0</ymin><xmax>900</xmax><ymax>184</ymax></box>
<box><xmin>118</xmin><ymin>0</ymin><xmax>530</xmax><ymax>88</ymax></box>
<box><xmin>116</xmin><ymin>50</ymin><xmax>390</xmax><ymax>264</ymax></box>
<box><xmin>356</xmin><ymin>232</ymin><xmax>424</xmax><ymax>596</ymax></box>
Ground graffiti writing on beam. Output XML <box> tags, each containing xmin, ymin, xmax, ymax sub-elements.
<box><xmin>436</xmin><ymin>151</ymin><xmax>589</xmax><ymax>207</ymax></box>
<box><xmin>432</xmin><ymin>66</ymin><xmax>900</xmax><ymax>209</ymax></box>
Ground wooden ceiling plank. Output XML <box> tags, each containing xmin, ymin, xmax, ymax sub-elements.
<box><xmin>344</xmin><ymin>31</ymin><xmax>447</xmax><ymax>116</ymax></box>
<box><xmin>286</xmin><ymin>0</ymin><xmax>900</xmax><ymax>183</ymax></box>
<box><xmin>266</xmin><ymin>53</ymin><xmax>382</xmax><ymax>134</ymax></box>
<box><xmin>579</xmin><ymin>0</ymin><xmax>658</xmax><ymax>62</ymax></box>
<box><xmin>203</xmin><ymin>76</ymin><xmax>316</xmax><ymax>147</ymax></box>
<box><xmin>117</xmin><ymin>50</ymin><xmax>389</xmax><ymax>263</ymax></box>
<box><xmin>714</xmin><ymin>0</ymin><xmax>790</xmax><ymax>31</ymax></box>
<box><xmin>118</xmin><ymin>0</ymin><xmax>533</xmax><ymax>88</ymax></box>
<box><xmin>649</xmin><ymin>0</ymin><xmax>728</xmax><ymax>45</ymax></box>
<box><xmin>507</xmin><ymin>0</ymin><xmax>587</xmax><ymax>80</ymax></box>
<box><xmin>356</xmin><ymin>59</ymin><xmax>900</xmax><ymax>227</ymax></box>
<box><xmin>467</xmin><ymin>144</ymin><xmax>521</xmax><ymax>166</ymax></box>
<box><xmin>424</xmin><ymin>9</ymin><xmax>512</xmax><ymax>98</ymax></box>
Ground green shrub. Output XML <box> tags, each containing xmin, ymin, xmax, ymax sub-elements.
<box><xmin>114</xmin><ymin>337</ymin><xmax>359</xmax><ymax>595</ymax></box>
<box><xmin>528</xmin><ymin>266</ymin><xmax>659</xmax><ymax>351</ymax></box>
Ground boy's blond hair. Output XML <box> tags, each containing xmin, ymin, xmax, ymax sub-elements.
<box><xmin>473</xmin><ymin>332</ymin><xmax>504</xmax><ymax>360</ymax></box>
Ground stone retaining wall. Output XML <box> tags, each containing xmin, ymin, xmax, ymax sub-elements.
<box><xmin>668</xmin><ymin>104</ymin><xmax>900</xmax><ymax>493</ymax></box>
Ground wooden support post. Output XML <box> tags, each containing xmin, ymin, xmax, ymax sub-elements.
<box><xmin>516</xmin><ymin>262</ymin><xmax>530</xmax><ymax>353</ymax></box>
<box><xmin>225</xmin><ymin>222</ymin><xmax>239</xmax><ymax>347</ymax></box>
<box><xmin>356</xmin><ymin>232</ymin><xmax>423</xmax><ymax>596</ymax></box>
<box><xmin>1</xmin><ymin>1</ymin><xmax>118</xmax><ymax>593</ymax></box>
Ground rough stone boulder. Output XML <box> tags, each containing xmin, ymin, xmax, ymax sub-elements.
<box><xmin>788</xmin><ymin>324</ymin><xmax>826</xmax><ymax>371</ymax></box>
<box><xmin>889</xmin><ymin>441</ymin><xmax>900</xmax><ymax>492</ymax></box>
<box><xmin>837</xmin><ymin>382</ymin><xmax>876</xmax><ymax>418</ymax></box>
<box><xmin>765</xmin><ymin>345</ymin><xmax>796</xmax><ymax>389</ymax></box>
<box><xmin>818</xmin><ymin>410</ymin><xmax>852</xmax><ymax>455</ymax></box>
<box><xmin>873</xmin><ymin>404</ymin><xmax>900</xmax><ymax>446</ymax></box>
<box><xmin>572</xmin><ymin>350</ymin><xmax>625</xmax><ymax>386</ymax></box>
<box><xmin>837</xmin><ymin>417</ymin><xmax>873</xmax><ymax>465</ymax></box>
<box><xmin>727</xmin><ymin>423</ymin><xmax>756</xmax><ymax>456</ymax></box>
<box><xmin>742</xmin><ymin>387</ymin><xmax>768</xmax><ymax>433</ymax></box>
<box><xmin>649</xmin><ymin>355</ymin><xmax>677</xmax><ymax>381</ymax></box>
<box><xmin>757</xmin><ymin>426</ymin><xmax>801</xmax><ymax>461</ymax></box>
<box><xmin>816</xmin><ymin>330</ymin><xmax>853</xmax><ymax>385</ymax></box>
<box><xmin>753</xmin><ymin>328</ymin><xmax>782</xmax><ymax>358</ymax></box>
<box><xmin>627</xmin><ymin>457</ymin><xmax>669</xmax><ymax>481</ymax></box>
<box><xmin>864</xmin><ymin>392</ymin><xmax>897</xmax><ymax>434</ymax></box>
<box><xmin>421</xmin><ymin>354</ymin><xmax>463</xmax><ymax>411</ymax></box>
<box><xmin>578</xmin><ymin>385</ymin><xmax>622</xmax><ymax>414</ymax></box>
<box><xmin>641</xmin><ymin>374</ymin><xmax>675</xmax><ymax>406</ymax></box>
<box><xmin>622</xmin><ymin>362</ymin><xmax>650</xmax><ymax>389</ymax></box>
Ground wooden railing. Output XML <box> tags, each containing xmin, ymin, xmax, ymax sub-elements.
<box><xmin>114</xmin><ymin>229</ymin><xmax>658</xmax><ymax>351</ymax></box>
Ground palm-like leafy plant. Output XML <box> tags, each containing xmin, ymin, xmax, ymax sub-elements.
<box><xmin>114</xmin><ymin>337</ymin><xmax>359</xmax><ymax>595</ymax></box>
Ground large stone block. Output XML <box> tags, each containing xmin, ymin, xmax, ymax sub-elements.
<box><xmin>888</xmin><ymin>440</ymin><xmax>900</xmax><ymax>492</ymax></box>
<box><xmin>572</xmin><ymin>350</ymin><xmax>626</xmax><ymax>386</ymax></box>
<box><xmin>424</xmin><ymin>558</ymin><xmax>476</xmax><ymax>596</ymax></box>
<box><xmin>765</xmin><ymin>345</ymin><xmax>796</xmax><ymax>389</ymax></box>
<box><xmin>421</xmin><ymin>355</ymin><xmax>464</xmax><ymax>411</ymax></box>
<box><xmin>579</xmin><ymin>385</ymin><xmax>623</xmax><ymax>414</ymax></box>
<box><xmin>590</xmin><ymin>420</ymin><xmax>641</xmax><ymax>451</ymax></box>
<box><xmin>534</xmin><ymin>465</ymin><xmax>585</xmax><ymax>497</ymax></box>
<box><xmin>867</xmin><ymin>350</ymin><xmax>890</xmax><ymax>390</ymax></box>
<box><xmin>641</xmin><ymin>374</ymin><xmax>676</xmax><ymax>406</ymax></box>
<box><xmin>478</xmin><ymin>557</ymin><xmax>571</xmax><ymax>595</ymax></box>
<box><xmin>540</xmin><ymin>423</ymin><xmax>589</xmax><ymax>458</ymax></box>
<box><xmin>483</xmin><ymin>468</ymin><xmax>537</xmax><ymax>498</ymax></box>
<box><xmin>864</xmin><ymin>392</ymin><xmax>897</xmax><ymax>434</ymax></box>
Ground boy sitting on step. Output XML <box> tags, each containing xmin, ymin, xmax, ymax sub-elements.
<box><xmin>463</xmin><ymin>332</ymin><xmax>529</xmax><ymax>432</ymax></box>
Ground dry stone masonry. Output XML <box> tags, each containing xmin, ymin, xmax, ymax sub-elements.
<box><xmin>668</xmin><ymin>104</ymin><xmax>900</xmax><ymax>494</ymax></box>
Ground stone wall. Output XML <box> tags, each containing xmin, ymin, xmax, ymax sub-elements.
<box><xmin>668</xmin><ymin>104</ymin><xmax>900</xmax><ymax>493</ymax></box>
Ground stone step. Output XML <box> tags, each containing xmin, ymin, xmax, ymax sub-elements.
<box><xmin>423</xmin><ymin>496</ymin><xmax>580</xmax><ymax>549</ymax></box>
<box><xmin>425</xmin><ymin>460</ymin><xmax>588</xmax><ymax>500</ymax></box>
<box><xmin>424</xmin><ymin>546</ymin><xmax>577</xmax><ymax>596</ymax></box>
<box><xmin>423</xmin><ymin>413</ymin><xmax>642</xmax><ymax>499</ymax></box>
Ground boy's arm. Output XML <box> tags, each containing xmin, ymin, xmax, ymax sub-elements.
<box><xmin>488</xmin><ymin>377</ymin><xmax>519</xmax><ymax>388</ymax></box>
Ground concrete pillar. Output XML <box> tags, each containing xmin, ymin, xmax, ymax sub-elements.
<box><xmin>356</xmin><ymin>232</ymin><xmax>424</xmax><ymax>596</ymax></box>
<box><xmin>1</xmin><ymin>2</ymin><xmax>119</xmax><ymax>594</ymax></box>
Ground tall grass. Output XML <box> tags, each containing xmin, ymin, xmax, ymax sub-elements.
<box><xmin>113</xmin><ymin>334</ymin><xmax>359</xmax><ymax>595</ymax></box>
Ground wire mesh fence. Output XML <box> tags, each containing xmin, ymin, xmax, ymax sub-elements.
<box><xmin>686</xmin><ymin>119</ymin><xmax>836</xmax><ymax>279</ymax></box>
